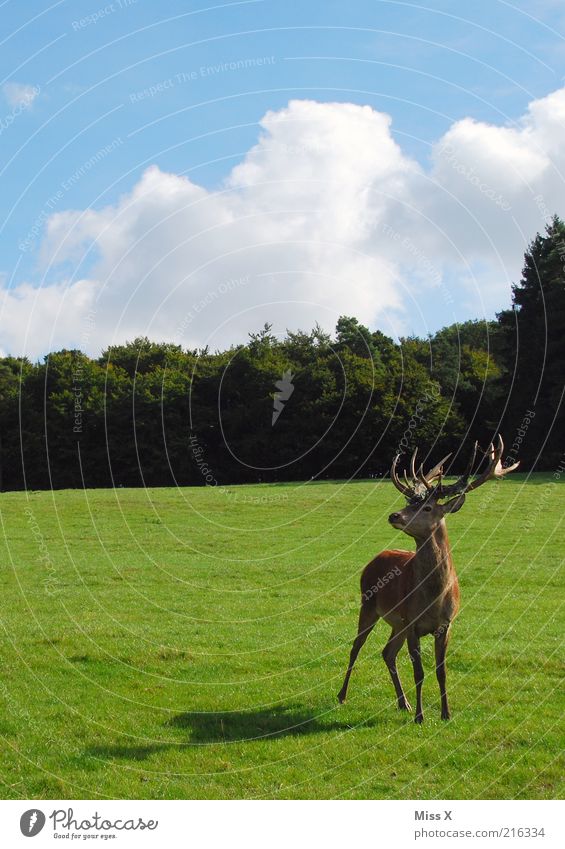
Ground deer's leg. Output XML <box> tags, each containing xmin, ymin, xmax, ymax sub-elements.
<box><xmin>382</xmin><ymin>627</ymin><xmax>411</xmax><ymax>711</ymax></box>
<box><xmin>434</xmin><ymin>625</ymin><xmax>451</xmax><ymax>720</ymax></box>
<box><xmin>408</xmin><ymin>631</ymin><xmax>425</xmax><ymax>723</ymax></box>
<box><xmin>337</xmin><ymin>602</ymin><xmax>379</xmax><ymax>703</ymax></box>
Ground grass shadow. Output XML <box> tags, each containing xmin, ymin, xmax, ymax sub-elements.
<box><xmin>86</xmin><ymin>703</ymin><xmax>376</xmax><ymax>761</ymax></box>
<box><xmin>167</xmin><ymin>703</ymin><xmax>372</xmax><ymax>743</ymax></box>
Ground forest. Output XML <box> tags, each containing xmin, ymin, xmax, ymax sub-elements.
<box><xmin>0</xmin><ymin>218</ymin><xmax>563</xmax><ymax>490</ymax></box>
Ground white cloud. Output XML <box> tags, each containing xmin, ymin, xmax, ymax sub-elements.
<box><xmin>37</xmin><ymin>100</ymin><xmax>414</xmax><ymax>357</ymax></box>
<box><xmin>0</xmin><ymin>280</ymin><xmax>97</xmax><ymax>359</ymax></box>
<box><xmin>3</xmin><ymin>89</ymin><xmax>565</xmax><ymax>358</ymax></box>
<box><xmin>2</xmin><ymin>81</ymin><xmax>39</xmax><ymax>109</ymax></box>
<box><xmin>427</xmin><ymin>87</ymin><xmax>565</xmax><ymax>265</ymax></box>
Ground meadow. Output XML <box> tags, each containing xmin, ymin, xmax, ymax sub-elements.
<box><xmin>0</xmin><ymin>475</ymin><xmax>562</xmax><ymax>800</ymax></box>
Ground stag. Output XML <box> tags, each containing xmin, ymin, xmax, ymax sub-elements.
<box><xmin>337</xmin><ymin>435</ymin><xmax>518</xmax><ymax>722</ymax></box>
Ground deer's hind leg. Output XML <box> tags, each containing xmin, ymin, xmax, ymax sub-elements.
<box><xmin>382</xmin><ymin>626</ymin><xmax>411</xmax><ymax>711</ymax></box>
<box><xmin>337</xmin><ymin>601</ymin><xmax>379</xmax><ymax>703</ymax></box>
<box><xmin>434</xmin><ymin>625</ymin><xmax>451</xmax><ymax>720</ymax></box>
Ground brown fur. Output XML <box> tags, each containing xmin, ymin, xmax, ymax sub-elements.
<box><xmin>337</xmin><ymin>502</ymin><xmax>462</xmax><ymax>722</ymax></box>
<box><xmin>340</xmin><ymin>437</ymin><xmax>518</xmax><ymax>722</ymax></box>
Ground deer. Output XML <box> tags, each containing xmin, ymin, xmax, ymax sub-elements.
<box><xmin>337</xmin><ymin>435</ymin><xmax>518</xmax><ymax>723</ymax></box>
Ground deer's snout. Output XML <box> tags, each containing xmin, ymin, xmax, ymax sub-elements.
<box><xmin>389</xmin><ymin>512</ymin><xmax>404</xmax><ymax>526</ymax></box>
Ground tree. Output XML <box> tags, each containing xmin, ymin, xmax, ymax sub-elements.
<box><xmin>0</xmin><ymin>235</ymin><xmax>562</xmax><ymax>492</ymax></box>
<box><xmin>336</xmin><ymin>316</ymin><xmax>379</xmax><ymax>360</ymax></box>
<box><xmin>497</xmin><ymin>216</ymin><xmax>565</xmax><ymax>469</ymax></box>
<box><xmin>0</xmin><ymin>357</ymin><xmax>31</xmax><ymax>490</ymax></box>
<box><xmin>426</xmin><ymin>320</ymin><xmax>503</xmax><ymax>448</ymax></box>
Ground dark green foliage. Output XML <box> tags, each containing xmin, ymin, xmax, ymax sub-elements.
<box><xmin>0</xmin><ymin>320</ymin><xmax>482</xmax><ymax>490</ymax></box>
<box><xmin>0</xmin><ymin>221</ymin><xmax>562</xmax><ymax>489</ymax></box>
<box><xmin>497</xmin><ymin>216</ymin><xmax>565</xmax><ymax>469</ymax></box>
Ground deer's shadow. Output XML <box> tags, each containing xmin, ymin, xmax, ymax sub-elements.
<box><xmin>167</xmin><ymin>703</ymin><xmax>367</xmax><ymax>743</ymax></box>
<box><xmin>86</xmin><ymin>703</ymin><xmax>377</xmax><ymax>761</ymax></box>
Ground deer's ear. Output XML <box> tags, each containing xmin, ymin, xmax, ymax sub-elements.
<box><xmin>442</xmin><ymin>494</ymin><xmax>466</xmax><ymax>514</ymax></box>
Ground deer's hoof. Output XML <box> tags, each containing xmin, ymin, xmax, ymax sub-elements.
<box><xmin>399</xmin><ymin>701</ymin><xmax>412</xmax><ymax>712</ymax></box>
<box><xmin>415</xmin><ymin>714</ymin><xmax>424</xmax><ymax>724</ymax></box>
<box><xmin>337</xmin><ymin>692</ymin><xmax>346</xmax><ymax>704</ymax></box>
<box><xmin>441</xmin><ymin>711</ymin><xmax>451</xmax><ymax>721</ymax></box>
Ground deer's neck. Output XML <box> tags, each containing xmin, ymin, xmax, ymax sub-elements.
<box><xmin>413</xmin><ymin>522</ymin><xmax>455</xmax><ymax>585</ymax></box>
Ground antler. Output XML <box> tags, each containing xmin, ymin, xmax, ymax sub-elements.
<box><xmin>391</xmin><ymin>452</ymin><xmax>417</xmax><ymax>498</ymax></box>
<box><xmin>436</xmin><ymin>434</ymin><xmax>519</xmax><ymax>499</ymax></box>
<box><xmin>390</xmin><ymin>448</ymin><xmax>453</xmax><ymax>499</ymax></box>
<box><xmin>424</xmin><ymin>453</ymin><xmax>453</xmax><ymax>483</ymax></box>
<box><xmin>391</xmin><ymin>435</ymin><xmax>519</xmax><ymax>501</ymax></box>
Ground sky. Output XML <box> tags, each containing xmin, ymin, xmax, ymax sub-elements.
<box><xmin>0</xmin><ymin>0</ymin><xmax>564</xmax><ymax>358</ymax></box>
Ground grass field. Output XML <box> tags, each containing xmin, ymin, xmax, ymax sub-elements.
<box><xmin>0</xmin><ymin>475</ymin><xmax>563</xmax><ymax>800</ymax></box>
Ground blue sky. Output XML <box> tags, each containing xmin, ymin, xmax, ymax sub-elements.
<box><xmin>1</xmin><ymin>0</ymin><xmax>564</xmax><ymax>356</ymax></box>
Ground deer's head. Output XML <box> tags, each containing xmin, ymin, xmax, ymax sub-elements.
<box><xmin>388</xmin><ymin>435</ymin><xmax>519</xmax><ymax>540</ymax></box>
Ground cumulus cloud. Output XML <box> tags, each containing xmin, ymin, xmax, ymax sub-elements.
<box><xmin>2</xmin><ymin>81</ymin><xmax>39</xmax><ymax>108</ymax></box>
<box><xmin>0</xmin><ymin>280</ymin><xmax>97</xmax><ymax>358</ymax></box>
<box><xmin>428</xmin><ymin>87</ymin><xmax>565</xmax><ymax>254</ymax></box>
<box><xmin>38</xmin><ymin>100</ymin><xmax>415</xmax><ymax>356</ymax></box>
<box><xmin>3</xmin><ymin>88</ymin><xmax>565</xmax><ymax>358</ymax></box>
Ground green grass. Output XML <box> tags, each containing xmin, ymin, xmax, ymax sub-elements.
<box><xmin>0</xmin><ymin>475</ymin><xmax>563</xmax><ymax>799</ymax></box>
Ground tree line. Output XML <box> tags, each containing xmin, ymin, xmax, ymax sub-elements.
<box><xmin>0</xmin><ymin>218</ymin><xmax>563</xmax><ymax>490</ymax></box>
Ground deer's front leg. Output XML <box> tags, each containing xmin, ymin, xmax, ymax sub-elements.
<box><xmin>382</xmin><ymin>627</ymin><xmax>411</xmax><ymax>711</ymax></box>
<box><xmin>408</xmin><ymin>631</ymin><xmax>424</xmax><ymax>723</ymax></box>
<box><xmin>434</xmin><ymin>625</ymin><xmax>451</xmax><ymax>720</ymax></box>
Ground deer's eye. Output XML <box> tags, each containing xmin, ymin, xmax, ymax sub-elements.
<box><xmin>423</xmin><ymin>505</ymin><xmax>432</xmax><ymax>512</ymax></box>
